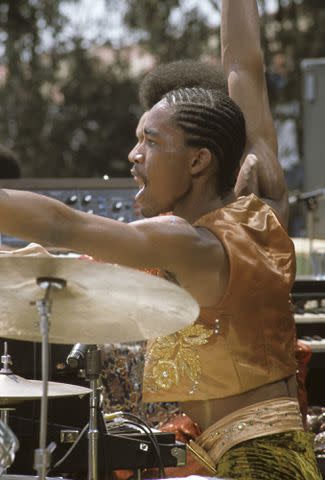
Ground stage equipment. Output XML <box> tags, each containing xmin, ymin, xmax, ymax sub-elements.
<box><xmin>0</xmin><ymin>343</ymin><xmax>91</xmax><ymax>406</ymax></box>
<box><xmin>292</xmin><ymin>276</ymin><xmax>325</xmax><ymax>405</ymax></box>
<box><xmin>292</xmin><ymin>237</ymin><xmax>325</xmax><ymax>278</ymax></box>
<box><xmin>51</xmin><ymin>427</ymin><xmax>186</xmax><ymax>475</ymax></box>
<box><xmin>301</xmin><ymin>58</ymin><xmax>325</xmax><ymax>238</ymax></box>
<box><xmin>0</xmin><ymin>255</ymin><xmax>197</xmax><ymax>480</ymax></box>
<box><xmin>0</xmin><ymin>421</ymin><xmax>19</xmax><ymax>475</ymax></box>
<box><xmin>0</xmin><ymin>177</ymin><xmax>143</xmax><ymax>472</ymax></box>
<box><xmin>0</xmin><ymin>178</ymin><xmax>139</xmax><ymax>248</ymax></box>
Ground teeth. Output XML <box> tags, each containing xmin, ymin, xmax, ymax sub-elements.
<box><xmin>135</xmin><ymin>184</ymin><xmax>145</xmax><ymax>200</ymax></box>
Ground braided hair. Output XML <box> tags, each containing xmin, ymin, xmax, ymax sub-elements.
<box><xmin>163</xmin><ymin>87</ymin><xmax>246</xmax><ymax>196</ymax></box>
<box><xmin>139</xmin><ymin>59</ymin><xmax>228</xmax><ymax>110</ymax></box>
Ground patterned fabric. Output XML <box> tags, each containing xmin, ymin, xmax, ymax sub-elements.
<box><xmin>215</xmin><ymin>431</ymin><xmax>322</xmax><ymax>480</ymax></box>
<box><xmin>100</xmin><ymin>342</ymin><xmax>179</xmax><ymax>425</ymax></box>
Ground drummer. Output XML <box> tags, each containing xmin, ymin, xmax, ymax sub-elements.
<box><xmin>0</xmin><ymin>0</ymin><xmax>322</xmax><ymax>479</ymax></box>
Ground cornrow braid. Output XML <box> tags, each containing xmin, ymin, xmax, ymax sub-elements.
<box><xmin>163</xmin><ymin>87</ymin><xmax>246</xmax><ymax>196</ymax></box>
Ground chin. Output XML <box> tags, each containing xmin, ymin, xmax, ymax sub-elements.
<box><xmin>140</xmin><ymin>201</ymin><xmax>167</xmax><ymax>218</ymax></box>
<box><xmin>139</xmin><ymin>194</ymin><xmax>175</xmax><ymax>218</ymax></box>
<box><xmin>141</xmin><ymin>206</ymin><xmax>159</xmax><ymax>218</ymax></box>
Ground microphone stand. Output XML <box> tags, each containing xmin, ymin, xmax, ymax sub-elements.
<box><xmin>84</xmin><ymin>346</ymin><xmax>102</xmax><ymax>480</ymax></box>
<box><xmin>65</xmin><ymin>344</ymin><xmax>102</xmax><ymax>480</ymax></box>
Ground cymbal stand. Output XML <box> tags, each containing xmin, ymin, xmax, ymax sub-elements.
<box><xmin>84</xmin><ymin>346</ymin><xmax>102</xmax><ymax>480</ymax></box>
<box><xmin>1</xmin><ymin>342</ymin><xmax>14</xmax><ymax>428</ymax></box>
<box><xmin>34</xmin><ymin>277</ymin><xmax>66</xmax><ymax>480</ymax></box>
<box><xmin>0</xmin><ymin>342</ymin><xmax>15</xmax><ymax>474</ymax></box>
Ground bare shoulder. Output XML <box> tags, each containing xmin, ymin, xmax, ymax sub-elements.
<box><xmin>132</xmin><ymin>214</ymin><xmax>221</xmax><ymax>249</ymax></box>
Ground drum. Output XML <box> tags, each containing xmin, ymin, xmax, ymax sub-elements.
<box><xmin>0</xmin><ymin>420</ymin><xmax>19</xmax><ymax>474</ymax></box>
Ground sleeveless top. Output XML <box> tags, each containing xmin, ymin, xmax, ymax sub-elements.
<box><xmin>142</xmin><ymin>194</ymin><xmax>297</xmax><ymax>402</ymax></box>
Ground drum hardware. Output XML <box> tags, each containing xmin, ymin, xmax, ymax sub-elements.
<box><xmin>0</xmin><ymin>349</ymin><xmax>92</xmax><ymax>406</ymax></box>
<box><xmin>84</xmin><ymin>346</ymin><xmax>102</xmax><ymax>480</ymax></box>
<box><xmin>0</xmin><ymin>404</ymin><xmax>16</xmax><ymax>474</ymax></box>
<box><xmin>0</xmin><ymin>255</ymin><xmax>198</xmax><ymax>480</ymax></box>
<box><xmin>0</xmin><ymin>420</ymin><xmax>19</xmax><ymax>475</ymax></box>
<box><xmin>33</xmin><ymin>277</ymin><xmax>66</xmax><ymax>480</ymax></box>
<box><xmin>0</xmin><ymin>340</ymin><xmax>91</xmax><ymax>478</ymax></box>
<box><xmin>63</xmin><ymin>344</ymin><xmax>104</xmax><ymax>480</ymax></box>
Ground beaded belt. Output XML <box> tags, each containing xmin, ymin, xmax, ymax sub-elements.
<box><xmin>187</xmin><ymin>396</ymin><xmax>304</xmax><ymax>474</ymax></box>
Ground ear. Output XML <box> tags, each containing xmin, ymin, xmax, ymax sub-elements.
<box><xmin>190</xmin><ymin>148</ymin><xmax>213</xmax><ymax>175</ymax></box>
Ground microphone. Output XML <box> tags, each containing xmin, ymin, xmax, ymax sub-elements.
<box><xmin>66</xmin><ymin>343</ymin><xmax>89</xmax><ymax>368</ymax></box>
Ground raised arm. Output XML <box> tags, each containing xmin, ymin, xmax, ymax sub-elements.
<box><xmin>0</xmin><ymin>189</ymin><xmax>222</xmax><ymax>303</ymax></box>
<box><xmin>221</xmin><ymin>0</ymin><xmax>289</xmax><ymax>227</ymax></box>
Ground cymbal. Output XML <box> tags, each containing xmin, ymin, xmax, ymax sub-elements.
<box><xmin>0</xmin><ymin>372</ymin><xmax>91</xmax><ymax>405</ymax></box>
<box><xmin>0</xmin><ymin>255</ymin><xmax>199</xmax><ymax>344</ymax></box>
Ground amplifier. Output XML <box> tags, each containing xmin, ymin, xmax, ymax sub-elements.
<box><xmin>0</xmin><ymin>177</ymin><xmax>139</xmax><ymax>247</ymax></box>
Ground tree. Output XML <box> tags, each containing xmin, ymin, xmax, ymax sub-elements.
<box><xmin>0</xmin><ymin>0</ymin><xmax>140</xmax><ymax>177</ymax></box>
<box><xmin>46</xmin><ymin>38</ymin><xmax>139</xmax><ymax>177</ymax></box>
<box><xmin>0</xmin><ymin>0</ymin><xmax>69</xmax><ymax>175</ymax></box>
<box><xmin>121</xmin><ymin>0</ymin><xmax>215</xmax><ymax>62</ymax></box>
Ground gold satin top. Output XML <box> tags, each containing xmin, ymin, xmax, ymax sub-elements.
<box><xmin>142</xmin><ymin>194</ymin><xmax>297</xmax><ymax>402</ymax></box>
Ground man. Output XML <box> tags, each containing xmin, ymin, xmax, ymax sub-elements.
<box><xmin>0</xmin><ymin>1</ymin><xmax>321</xmax><ymax>479</ymax></box>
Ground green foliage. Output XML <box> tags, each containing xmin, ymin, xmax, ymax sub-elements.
<box><xmin>122</xmin><ymin>0</ymin><xmax>213</xmax><ymax>62</ymax></box>
<box><xmin>0</xmin><ymin>0</ymin><xmax>325</xmax><ymax>178</ymax></box>
<box><xmin>0</xmin><ymin>0</ymin><xmax>139</xmax><ymax>178</ymax></box>
<box><xmin>46</xmin><ymin>39</ymin><xmax>139</xmax><ymax>177</ymax></box>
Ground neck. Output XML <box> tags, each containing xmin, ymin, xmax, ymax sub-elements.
<box><xmin>173</xmin><ymin>180</ymin><xmax>236</xmax><ymax>224</ymax></box>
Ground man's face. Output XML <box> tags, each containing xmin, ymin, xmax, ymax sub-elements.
<box><xmin>129</xmin><ymin>101</ymin><xmax>194</xmax><ymax>217</ymax></box>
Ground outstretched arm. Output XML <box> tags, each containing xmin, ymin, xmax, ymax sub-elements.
<box><xmin>0</xmin><ymin>189</ymin><xmax>222</xmax><ymax>304</ymax></box>
<box><xmin>221</xmin><ymin>0</ymin><xmax>289</xmax><ymax>228</ymax></box>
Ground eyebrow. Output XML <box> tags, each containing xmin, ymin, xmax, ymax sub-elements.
<box><xmin>144</xmin><ymin>127</ymin><xmax>160</xmax><ymax>137</ymax></box>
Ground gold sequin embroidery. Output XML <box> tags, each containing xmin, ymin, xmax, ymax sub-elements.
<box><xmin>144</xmin><ymin>323</ymin><xmax>214</xmax><ymax>394</ymax></box>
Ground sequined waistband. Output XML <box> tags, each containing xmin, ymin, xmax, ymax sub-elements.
<box><xmin>187</xmin><ymin>396</ymin><xmax>303</xmax><ymax>474</ymax></box>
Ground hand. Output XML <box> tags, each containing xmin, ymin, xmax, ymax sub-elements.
<box><xmin>0</xmin><ymin>242</ymin><xmax>52</xmax><ymax>257</ymax></box>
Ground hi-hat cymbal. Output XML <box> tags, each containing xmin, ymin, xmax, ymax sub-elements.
<box><xmin>0</xmin><ymin>255</ymin><xmax>199</xmax><ymax>344</ymax></box>
<box><xmin>0</xmin><ymin>372</ymin><xmax>91</xmax><ymax>405</ymax></box>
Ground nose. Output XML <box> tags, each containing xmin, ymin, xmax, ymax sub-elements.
<box><xmin>128</xmin><ymin>145</ymin><xmax>145</xmax><ymax>164</ymax></box>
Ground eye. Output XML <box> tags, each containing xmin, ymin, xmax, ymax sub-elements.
<box><xmin>145</xmin><ymin>137</ymin><xmax>156</xmax><ymax>146</ymax></box>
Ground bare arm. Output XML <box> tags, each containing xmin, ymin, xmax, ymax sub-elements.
<box><xmin>0</xmin><ymin>189</ymin><xmax>221</xmax><ymax>300</ymax></box>
<box><xmin>221</xmin><ymin>0</ymin><xmax>289</xmax><ymax>228</ymax></box>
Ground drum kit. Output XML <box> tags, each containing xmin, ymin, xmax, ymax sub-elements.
<box><xmin>0</xmin><ymin>255</ymin><xmax>200</xmax><ymax>480</ymax></box>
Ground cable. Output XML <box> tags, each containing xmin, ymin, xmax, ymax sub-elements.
<box><xmin>50</xmin><ymin>422</ymin><xmax>89</xmax><ymax>471</ymax></box>
<box><xmin>106</xmin><ymin>412</ymin><xmax>166</xmax><ymax>478</ymax></box>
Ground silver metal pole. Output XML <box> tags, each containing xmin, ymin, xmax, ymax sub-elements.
<box><xmin>34</xmin><ymin>278</ymin><xmax>66</xmax><ymax>480</ymax></box>
<box><xmin>88</xmin><ymin>377</ymin><xmax>99</xmax><ymax>480</ymax></box>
